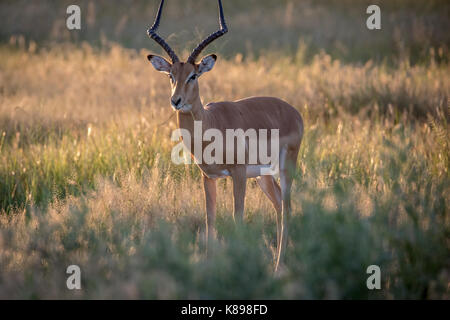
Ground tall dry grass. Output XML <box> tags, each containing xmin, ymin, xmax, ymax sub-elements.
<box><xmin>0</xmin><ymin>42</ymin><xmax>448</xmax><ymax>211</ymax></box>
<box><xmin>0</xmin><ymin>42</ymin><xmax>448</xmax><ymax>298</ymax></box>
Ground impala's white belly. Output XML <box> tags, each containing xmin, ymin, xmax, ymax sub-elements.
<box><xmin>203</xmin><ymin>169</ymin><xmax>230</xmax><ymax>179</ymax></box>
<box><xmin>246</xmin><ymin>165</ymin><xmax>275</xmax><ymax>178</ymax></box>
<box><xmin>201</xmin><ymin>164</ymin><xmax>278</xmax><ymax>179</ymax></box>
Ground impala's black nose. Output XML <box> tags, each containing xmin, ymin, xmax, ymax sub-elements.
<box><xmin>171</xmin><ymin>97</ymin><xmax>181</xmax><ymax>109</ymax></box>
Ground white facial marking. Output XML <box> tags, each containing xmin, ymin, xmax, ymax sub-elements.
<box><xmin>172</xmin><ymin>103</ymin><xmax>192</xmax><ymax>113</ymax></box>
<box><xmin>169</xmin><ymin>72</ymin><xmax>175</xmax><ymax>83</ymax></box>
<box><xmin>185</xmin><ymin>71</ymin><xmax>195</xmax><ymax>84</ymax></box>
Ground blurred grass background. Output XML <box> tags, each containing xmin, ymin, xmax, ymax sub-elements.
<box><xmin>0</xmin><ymin>0</ymin><xmax>449</xmax><ymax>299</ymax></box>
<box><xmin>1</xmin><ymin>0</ymin><xmax>449</xmax><ymax>64</ymax></box>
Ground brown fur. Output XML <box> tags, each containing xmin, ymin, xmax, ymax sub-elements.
<box><xmin>149</xmin><ymin>58</ymin><xmax>303</xmax><ymax>272</ymax></box>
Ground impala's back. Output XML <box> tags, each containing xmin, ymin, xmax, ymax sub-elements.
<box><xmin>205</xmin><ymin>96</ymin><xmax>303</xmax><ymax>146</ymax></box>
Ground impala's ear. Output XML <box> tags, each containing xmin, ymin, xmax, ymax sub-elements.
<box><xmin>197</xmin><ymin>54</ymin><xmax>217</xmax><ymax>76</ymax></box>
<box><xmin>147</xmin><ymin>54</ymin><xmax>172</xmax><ymax>73</ymax></box>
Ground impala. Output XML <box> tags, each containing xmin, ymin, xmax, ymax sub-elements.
<box><xmin>146</xmin><ymin>0</ymin><xmax>303</xmax><ymax>271</ymax></box>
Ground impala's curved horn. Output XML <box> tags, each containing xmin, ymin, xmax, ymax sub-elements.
<box><xmin>187</xmin><ymin>0</ymin><xmax>228</xmax><ymax>64</ymax></box>
<box><xmin>147</xmin><ymin>0</ymin><xmax>179</xmax><ymax>63</ymax></box>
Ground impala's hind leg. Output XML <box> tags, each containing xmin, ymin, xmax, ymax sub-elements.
<box><xmin>275</xmin><ymin>146</ymin><xmax>298</xmax><ymax>272</ymax></box>
<box><xmin>256</xmin><ymin>175</ymin><xmax>282</xmax><ymax>253</ymax></box>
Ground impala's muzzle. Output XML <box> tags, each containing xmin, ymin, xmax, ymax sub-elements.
<box><xmin>171</xmin><ymin>97</ymin><xmax>182</xmax><ymax>109</ymax></box>
<box><xmin>171</xmin><ymin>96</ymin><xmax>192</xmax><ymax>113</ymax></box>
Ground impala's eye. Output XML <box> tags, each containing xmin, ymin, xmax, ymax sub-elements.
<box><xmin>188</xmin><ymin>74</ymin><xmax>197</xmax><ymax>82</ymax></box>
<box><xmin>168</xmin><ymin>74</ymin><xmax>175</xmax><ymax>83</ymax></box>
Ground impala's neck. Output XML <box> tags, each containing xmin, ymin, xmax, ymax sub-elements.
<box><xmin>176</xmin><ymin>94</ymin><xmax>204</xmax><ymax>132</ymax></box>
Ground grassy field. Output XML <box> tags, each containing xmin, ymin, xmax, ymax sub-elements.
<box><xmin>0</xmin><ymin>0</ymin><xmax>449</xmax><ymax>299</ymax></box>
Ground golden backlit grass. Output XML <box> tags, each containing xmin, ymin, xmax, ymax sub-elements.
<box><xmin>0</xmin><ymin>43</ymin><xmax>448</xmax><ymax>298</ymax></box>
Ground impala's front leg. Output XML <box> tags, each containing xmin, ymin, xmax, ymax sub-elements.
<box><xmin>203</xmin><ymin>174</ymin><xmax>217</xmax><ymax>248</ymax></box>
<box><xmin>231</xmin><ymin>166</ymin><xmax>247</xmax><ymax>223</ymax></box>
